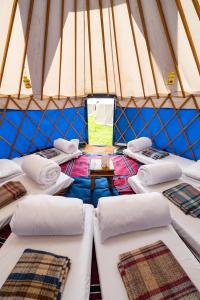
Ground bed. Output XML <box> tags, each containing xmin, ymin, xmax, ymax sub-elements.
<box><xmin>94</xmin><ymin>215</ymin><xmax>200</xmax><ymax>300</ymax></box>
<box><xmin>0</xmin><ymin>172</ymin><xmax>73</xmax><ymax>229</ymax></box>
<box><xmin>128</xmin><ymin>175</ymin><xmax>200</xmax><ymax>260</ymax></box>
<box><xmin>13</xmin><ymin>149</ymin><xmax>82</xmax><ymax>166</ymax></box>
<box><xmin>0</xmin><ymin>204</ymin><xmax>94</xmax><ymax>300</ymax></box>
<box><xmin>123</xmin><ymin>148</ymin><xmax>194</xmax><ymax>170</ymax></box>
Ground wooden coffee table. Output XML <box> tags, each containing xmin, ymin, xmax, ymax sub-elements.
<box><xmin>89</xmin><ymin>158</ymin><xmax>115</xmax><ymax>191</ymax></box>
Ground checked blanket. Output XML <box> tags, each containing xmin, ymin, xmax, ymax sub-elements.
<box><xmin>0</xmin><ymin>248</ymin><xmax>70</xmax><ymax>299</ymax></box>
<box><xmin>0</xmin><ymin>181</ymin><xmax>27</xmax><ymax>209</ymax></box>
<box><xmin>163</xmin><ymin>183</ymin><xmax>200</xmax><ymax>218</ymax></box>
<box><xmin>118</xmin><ymin>240</ymin><xmax>200</xmax><ymax>300</ymax></box>
<box><xmin>36</xmin><ymin>148</ymin><xmax>61</xmax><ymax>159</ymax></box>
<box><xmin>142</xmin><ymin>147</ymin><xmax>169</xmax><ymax>160</ymax></box>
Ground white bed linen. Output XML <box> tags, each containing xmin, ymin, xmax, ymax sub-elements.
<box><xmin>128</xmin><ymin>175</ymin><xmax>200</xmax><ymax>260</ymax></box>
<box><xmin>0</xmin><ymin>204</ymin><xmax>94</xmax><ymax>300</ymax></box>
<box><xmin>0</xmin><ymin>172</ymin><xmax>73</xmax><ymax>229</ymax></box>
<box><xmin>94</xmin><ymin>217</ymin><xmax>200</xmax><ymax>300</ymax></box>
<box><xmin>123</xmin><ymin>148</ymin><xmax>194</xmax><ymax>170</ymax></box>
<box><xmin>13</xmin><ymin>149</ymin><xmax>82</xmax><ymax>166</ymax></box>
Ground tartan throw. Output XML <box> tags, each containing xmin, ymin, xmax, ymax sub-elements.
<box><xmin>36</xmin><ymin>148</ymin><xmax>61</xmax><ymax>159</ymax></box>
<box><xmin>0</xmin><ymin>248</ymin><xmax>71</xmax><ymax>299</ymax></box>
<box><xmin>118</xmin><ymin>240</ymin><xmax>200</xmax><ymax>300</ymax></box>
<box><xmin>0</xmin><ymin>181</ymin><xmax>27</xmax><ymax>209</ymax></box>
<box><xmin>163</xmin><ymin>183</ymin><xmax>200</xmax><ymax>218</ymax></box>
<box><xmin>142</xmin><ymin>147</ymin><xmax>169</xmax><ymax>160</ymax></box>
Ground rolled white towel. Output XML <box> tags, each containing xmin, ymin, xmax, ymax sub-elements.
<box><xmin>138</xmin><ymin>162</ymin><xmax>182</xmax><ymax>186</ymax></box>
<box><xmin>127</xmin><ymin>137</ymin><xmax>152</xmax><ymax>152</ymax></box>
<box><xmin>21</xmin><ymin>155</ymin><xmax>60</xmax><ymax>187</ymax></box>
<box><xmin>54</xmin><ymin>138</ymin><xmax>78</xmax><ymax>154</ymax></box>
<box><xmin>97</xmin><ymin>192</ymin><xmax>171</xmax><ymax>241</ymax></box>
<box><xmin>10</xmin><ymin>195</ymin><xmax>85</xmax><ymax>236</ymax></box>
<box><xmin>0</xmin><ymin>159</ymin><xmax>22</xmax><ymax>182</ymax></box>
<box><xmin>183</xmin><ymin>161</ymin><xmax>200</xmax><ymax>181</ymax></box>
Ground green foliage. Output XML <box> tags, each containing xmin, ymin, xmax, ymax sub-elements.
<box><xmin>88</xmin><ymin>114</ymin><xmax>113</xmax><ymax>146</ymax></box>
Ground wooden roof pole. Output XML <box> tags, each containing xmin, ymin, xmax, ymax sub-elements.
<box><xmin>41</xmin><ymin>0</ymin><xmax>51</xmax><ymax>100</ymax></box>
<box><xmin>0</xmin><ymin>0</ymin><xmax>18</xmax><ymax>88</ymax></box>
<box><xmin>176</xmin><ymin>0</ymin><xmax>200</xmax><ymax>74</ymax></box>
<box><xmin>58</xmin><ymin>0</ymin><xmax>64</xmax><ymax>99</ymax></box>
<box><xmin>156</xmin><ymin>0</ymin><xmax>185</xmax><ymax>97</ymax></box>
<box><xmin>99</xmin><ymin>0</ymin><xmax>109</xmax><ymax>95</ymax></box>
<box><xmin>17</xmin><ymin>0</ymin><xmax>34</xmax><ymax>99</ymax></box>
<box><xmin>137</xmin><ymin>0</ymin><xmax>159</xmax><ymax>98</ymax></box>
<box><xmin>86</xmin><ymin>0</ymin><xmax>94</xmax><ymax>94</ymax></box>
<box><xmin>126</xmin><ymin>0</ymin><xmax>146</xmax><ymax>98</ymax></box>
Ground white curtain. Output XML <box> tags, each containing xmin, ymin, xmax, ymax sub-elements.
<box><xmin>0</xmin><ymin>0</ymin><xmax>199</xmax><ymax>98</ymax></box>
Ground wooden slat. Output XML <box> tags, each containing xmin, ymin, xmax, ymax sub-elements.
<box><xmin>192</xmin><ymin>0</ymin><xmax>200</xmax><ymax>20</ymax></box>
<box><xmin>74</xmin><ymin>0</ymin><xmax>77</xmax><ymax>98</ymax></box>
<box><xmin>41</xmin><ymin>0</ymin><xmax>51</xmax><ymax>100</ymax></box>
<box><xmin>126</xmin><ymin>0</ymin><xmax>145</xmax><ymax>98</ymax></box>
<box><xmin>110</xmin><ymin>0</ymin><xmax>123</xmax><ymax>99</ymax></box>
<box><xmin>86</xmin><ymin>0</ymin><xmax>94</xmax><ymax>94</ymax></box>
<box><xmin>0</xmin><ymin>0</ymin><xmax>18</xmax><ymax>87</ymax></box>
<box><xmin>156</xmin><ymin>0</ymin><xmax>185</xmax><ymax>97</ymax></box>
<box><xmin>175</xmin><ymin>0</ymin><xmax>200</xmax><ymax>74</ymax></box>
<box><xmin>99</xmin><ymin>0</ymin><xmax>109</xmax><ymax>95</ymax></box>
<box><xmin>137</xmin><ymin>0</ymin><xmax>159</xmax><ymax>98</ymax></box>
<box><xmin>58</xmin><ymin>0</ymin><xmax>64</xmax><ymax>99</ymax></box>
<box><xmin>18</xmin><ymin>0</ymin><xmax>34</xmax><ymax>99</ymax></box>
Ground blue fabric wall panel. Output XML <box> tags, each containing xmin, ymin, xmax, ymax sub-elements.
<box><xmin>114</xmin><ymin>107</ymin><xmax>200</xmax><ymax>160</ymax></box>
<box><xmin>0</xmin><ymin>107</ymin><xmax>88</xmax><ymax>159</ymax></box>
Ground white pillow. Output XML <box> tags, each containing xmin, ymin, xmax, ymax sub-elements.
<box><xmin>183</xmin><ymin>161</ymin><xmax>200</xmax><ymax>181</ymax></box>
<box><xmin>0</xmin><ymin>159</ymin><xmax>22</xmax><ymax>182</ymax></box>
<box><xmin>10</xmin><ymin>195</ymin><xmax>85</xmax><ymax>236</ymax></box>
<box><xmin>97</xmin><ymin>193</ymin><xmax>171</xmax><ymax>241</ymax></box>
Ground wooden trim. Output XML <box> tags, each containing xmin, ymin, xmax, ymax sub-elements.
<box><xmin>192</xmin><ymin>0</ymin><xmax>200</xmax><ymax>20</ymax></box>
<box><xmin>156</xmin><ymin>0</ymin><xmax>185</xmax><ymax>97</ymax></box>
<box><xmin>74</xmin><ymin>0</ymin><xmax>77</xmax><ymax>98</ymax></box>
<box><xmin>99</xmin><ymin>0</ymin><xmax>109</xmax><ymax>95</ymax></box>
<box><xmin>41</xmin><ymin>0</ymin><xmax>51</xmax><ymax>100</ymax></box>
<box><xmin>86</xmin><ymin>0</ymin><xmax>94</xmax><ymax>94</ymax></box>
<box><xmin>58</xmin><ymin>0</ymin><xmax>64</xmax><ymax>99</ymax></box>
<box><xmin>17</xmin><ymin>0</ymin><xmax>34</xmax><ymax>99</ymax></box>
<box><xmin>126</xmin><ymin>0</ymin><xmax>145</xmax><ymax>98</ymax></box>
<box><xmin>110</xmin><ymin>0</ymin><xmax>123</xmax><ymax>98</ymax></box>
<box><xmin>176</xmin><ymin>0</ymin><xmax>200</xmax><ymax>74</ymax></box>
<box><xmin>0</xmin><ymin>0</ymin><xmax>18</xmax><ymax>87</ymax></box>
<box><xmin>137</xmin><ymin>0</ymin><xmax>159</xmax><ymax>98</ymax></box>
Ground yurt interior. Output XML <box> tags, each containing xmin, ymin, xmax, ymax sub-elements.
<box><xmin>0</xmin><ymin>0</ymin><xmax>200</xmax><ymax>299</ymax></box>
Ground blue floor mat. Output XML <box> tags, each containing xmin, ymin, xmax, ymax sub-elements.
<box><xmin>64</xmin><ymin>176</ymin><xmax>118</xmax><ymax>207</ymax></box>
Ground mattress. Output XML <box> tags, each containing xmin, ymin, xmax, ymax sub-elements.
<box><xmin>13</xmin><ymin>149</ymin><xmax>82</xmax><ymax>166</ymax></box>
<box><xmin>94</xmin><ymin>217</ymin><xmax>200</xmax><ymax>300</ymax></box>
<box><xmin>123</xmin><ymin>148</ymin><xmax>194</xmax><ymax>170</ymax></box>
<box><xmin>128</xmin><ymin>175</ymin><xmax>200</xmax><ymax>260</ymax></box>
<box><xmin>0</xmin><ymin>172</ymin><xmax>73</xmax><ymax>229</ymax></box>
<box><xmin>0</xmin><ymin>204</ymin><xmax>94</xmax><ymax>300</ymax></box>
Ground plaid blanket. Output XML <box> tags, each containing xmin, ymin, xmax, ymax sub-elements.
<box><xmin>0</xmin><ymin>248</ymin><xmax>71</xmax><ymax>299</ymax></box>
<box><xmin>118</xmin><ymin>240</ymin><xmax>200</xmax><ymax>300</ymax></box>
<box><xmin>36</xmin><ymin>148</ymin><xmax>61</xmax><ymax>159</ymax></box>
<box><xmin>0</xmin><ymin>181</ymin><xmax>27</xmax><ymax>209</ymax></box>
<box><xmin>163</xmin><ymin>183</ymin><xmax>200</xmax><ymax>218</ymax></box>
<box><xmin>142</xmin><ymin>147</ymin><xmax>169</xmax><ymax>160</ymax></box>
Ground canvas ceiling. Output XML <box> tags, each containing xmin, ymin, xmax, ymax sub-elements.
<box><xmin>0</xmin><ymin>0</ymin><xmax>199</xmax><ymax>99</ymax></box>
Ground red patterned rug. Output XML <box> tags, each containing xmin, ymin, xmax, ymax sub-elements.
<box><xmin>61</xmin><ymin>155</ymin><xmax>141</xmax><ymax>194</ymax></box>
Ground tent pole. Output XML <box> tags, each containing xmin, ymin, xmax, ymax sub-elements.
<box><xmin>58</xmin><ymin>0</ymin><xmax>64</xmax><ymax>99</ymax></box>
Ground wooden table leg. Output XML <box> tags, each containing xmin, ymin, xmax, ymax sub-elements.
<box><xmin>108</xmin><ymin>176</ymin><xmax>114</xmax><ymax>189</ymax></box>
<box><xmin>91</xmin><ymin>177</ymin><xmax>95</xmax><ymax>191</ymax></box>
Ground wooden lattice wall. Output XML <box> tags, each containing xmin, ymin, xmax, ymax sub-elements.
<box><xmin>114</xmin><ymin>94</ymin><xmax>200</xmax><ymax>160</ymax></box>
